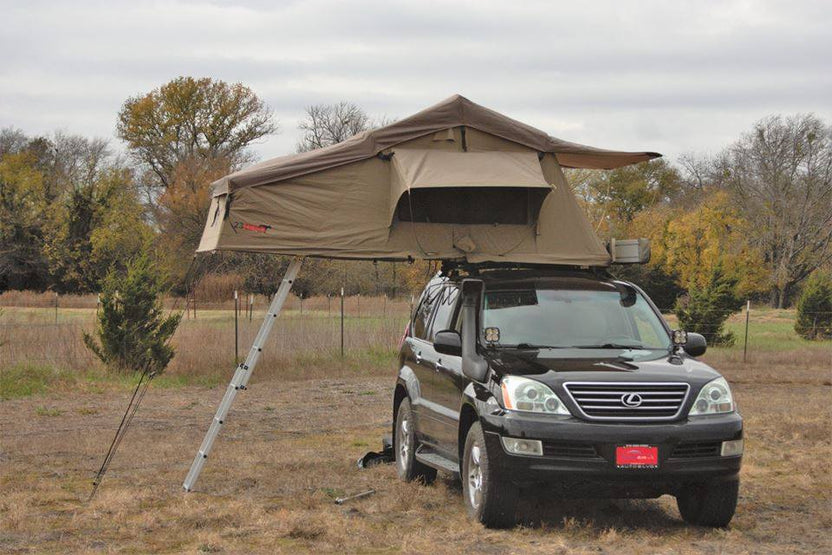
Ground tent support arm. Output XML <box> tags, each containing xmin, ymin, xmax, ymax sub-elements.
<box><xmin>183</xmin><ymin>257</ymin><xmax>303</xmax><ymax>492</ymax></box>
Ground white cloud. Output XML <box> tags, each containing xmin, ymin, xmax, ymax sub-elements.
<box><xmin>1</xmin><ymin>0</ymin><xmax>830</xmax><ymax>162</ymax></box>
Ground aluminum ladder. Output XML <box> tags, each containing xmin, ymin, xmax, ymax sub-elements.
<box><xmin>183</xmin><ymin>258</ymin><xmax>302</xmax><ymax>492</ymax></box>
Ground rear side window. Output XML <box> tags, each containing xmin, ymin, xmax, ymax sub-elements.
<box><xmin>412</xmin><ymin>285</ymin><xmax>440</xmax><ymax>339</ymax></box>
<box><xmin>428</xmin><ymin>285</ymin><xmax>459</xmax><ymax>341</ymax></box>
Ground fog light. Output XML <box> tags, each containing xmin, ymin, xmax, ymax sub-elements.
<box><xmin>721</xmin><ymin>439</ymin><xmax>744</xmax><ymax>457</ymax></box>
<box><xmin>501</xmin><ymin>437</ymin><xmax>543</xmax><ymax>456</ymax></box>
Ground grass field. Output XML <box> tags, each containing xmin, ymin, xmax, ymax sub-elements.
<box><xmin>1</xmin><ymin>296</ymin><xmax>830</xmax><ymax>552</ymax></box>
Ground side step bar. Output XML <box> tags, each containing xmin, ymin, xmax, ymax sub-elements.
<box><xmin>415</xmin><ymin>447</ymin><xmax>460</xmax><ymax>476</ymax></box>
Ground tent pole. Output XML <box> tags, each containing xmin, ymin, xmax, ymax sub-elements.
<box><xmin>183</xmin><ymin>257</ymin><xmax>303</xmax><ymax>492</ymax></box>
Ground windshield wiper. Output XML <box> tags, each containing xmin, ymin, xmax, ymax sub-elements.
<box><xmin>494</xmin><ymin>343</ymin><xmax>563</xmax><ymax>350</ymax></box>
<box><xmin>571</xmin><ymin>343</ymin><xmax>647</xmax><ymax>350</ymax></box>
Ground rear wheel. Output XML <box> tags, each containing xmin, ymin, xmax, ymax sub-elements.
<box><xmin>462</xmin><ymin>422</ymin><xmax>518</xmax><ymax>528</ymax></box>
<box><xmin>676</xmin><ymin>479</ymin><xmax>739</xmax><ymax>527</ymax></box>
<box><xmin>395</xmin><ymin>398</ymin><xmax>436</xmax><ymax>484</ymax></box>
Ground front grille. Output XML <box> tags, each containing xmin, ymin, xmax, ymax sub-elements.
<box><xmin>542</xmin><ymin>441</ymin><xmax>600</xmax><ymax>459</ymax></box>
<box><xmin>669</xmin><ymin>441</ymin><xmax>721</xmax><ymax>459</ymax></box>
<box><xmin>564</xmin><ymin>382</ymin><xmax>690</xmax><ymax>421</ymax></box>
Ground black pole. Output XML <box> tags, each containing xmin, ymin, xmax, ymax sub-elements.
<box><xmin>55</xmin><ymin>292</ymin><xmax>58</xmax><ymax>324</ymax></box>
<box><xmin>340</xmin><ymin>287</ymin><xmax>345</xmax><ymax>358</ymax></box>
<box><xmin>234</xmin><ymin>290</ymin><xmax>239</xmax><ymax>364</ymax></box>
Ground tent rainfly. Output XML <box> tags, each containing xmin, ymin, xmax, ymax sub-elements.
<box><xmin>197</xmin><ymin>94</ymin><xmax>660</xmax><ymax>267</ymax></box>
<box><xmin>182</xmin><ymin>96</ymin><xmax>661</xmax><ymax>493</ymax></box>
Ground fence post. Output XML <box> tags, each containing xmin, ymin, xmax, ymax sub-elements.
<box><xmin>54</xmin><ymin>292</ymin><xmax>59</xmax><ymax>324</ymax></box>
<box><xmin>249</xmin><ymin>293</ymin><xmax>253</xmax><ymax>322</ymax></box>
<box><xmin>234</xmin><ymin>290</ymin><xmax>239</xmax><ymax>364</ymax></box>
<box><xmin>340</xmin><ymin>287</ymin><xmax>345</xmax><ymax>358</ymax></box>
<box><xmin>743</xmin><ymin>300</ymin><xmax>750</xmax><ymax>363</ymax></box>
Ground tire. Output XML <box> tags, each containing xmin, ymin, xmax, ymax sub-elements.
<box><xmin>394</xmin><ymin>398</ymin><xmax>437</xmax><ymax>484</ymax></box>
<box><xmin>462</xmin><ymin>422</ymin><xmax>518</xmax><ymax>529</ymax></box>
<box><xmin>676</xmin><ymin>479</ymin><xmax>739</xmax><ymax>527</ymax></box>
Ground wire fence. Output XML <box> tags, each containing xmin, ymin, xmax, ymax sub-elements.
<box><xmin>1</xmin><ymin>292</ymin><xmax>830</xmax><ymax>373</ymax></box>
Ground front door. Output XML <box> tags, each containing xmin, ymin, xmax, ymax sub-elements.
<box><xmin>420</xmin><ymin>285</ymin><xmax>461</xmax><ymax>458</ymax></box>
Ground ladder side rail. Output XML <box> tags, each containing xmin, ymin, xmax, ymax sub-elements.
<box><xmin>183</xmin><ymin>258</ymin><xmax>302</xmax><ymax>492</ymax></box>
<box><xmin>238</xmin><ymin>259</ymin><xmax>301</xmax><ymax>389</ymax></box>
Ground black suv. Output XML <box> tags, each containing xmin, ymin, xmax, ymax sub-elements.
<box><xmin>391</xmin><ymin>267</ymin><xmax>742</xmax><ymax>528</ymax></box>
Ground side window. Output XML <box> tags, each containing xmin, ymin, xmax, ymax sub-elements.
<box><xmin>412</xmin><ymin>285</ymin><xmax>439</xmax><ymax>340</ymax></box>
<box><xmin>428</xmin><ymin>285</ymin><xmax>459</xmax><ymax>341</ymax></box>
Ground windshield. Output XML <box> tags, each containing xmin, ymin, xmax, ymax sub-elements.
<box><xmin>482</xmin><ymin>284</ymin><xmax>672</xmax><ymax>358</ymax></box>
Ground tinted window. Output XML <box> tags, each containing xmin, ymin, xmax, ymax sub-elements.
<box><xmin>429</xmin><ymin>285</ymin><xmax>459</xmax><ymax>341</ymax></box>
<box><xmin>482</xmin><ymin>284</ymin><xmax>671</xmax><ymax>360</ymax></box>
<box><xmin>412</xmin><ymin>283</ymin><xmax>441</xmax><ymax>339</ymax></box>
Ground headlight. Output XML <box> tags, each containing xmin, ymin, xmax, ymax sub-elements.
<box><xmin>689</xmin><ymin>377</ymin><xmax>735</xmax><ymax>416</ymax></box>
<box><xmin>500</xmin><ymin>376</ymin><xmax>570</xmax><ymax>415</ymax></box>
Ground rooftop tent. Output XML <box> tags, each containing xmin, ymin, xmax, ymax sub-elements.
<box><xmin>196</xmin><ymin>95</ymin><xmax>660</xmax><ymax>266</ymax></box>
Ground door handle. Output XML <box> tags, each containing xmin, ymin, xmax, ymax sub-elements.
<box><xmin>415</xmin><ymin>352</ymin><xmax>422</xmax><ymax>364</ymax></box>
<box><xmin>435</xmin><ymin>360</ymin><xmax>447</xmax><ymax>372</ymax></box>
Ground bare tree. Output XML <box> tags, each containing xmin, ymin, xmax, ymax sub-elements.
<box><xmin>720</xmin><ymin>114</ymin><xmax>832</xmax><ymax>307</ymax></box>
<box><xmin>296</xmin><ymin>101</ymin><xmax>371</xmax><ymax>152</ymax></box>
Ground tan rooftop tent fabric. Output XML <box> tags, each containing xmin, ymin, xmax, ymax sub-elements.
<box><xmin>197</xmin><ymin>95</ymin><xmax>661</xmax><ymax>266</ymax></box>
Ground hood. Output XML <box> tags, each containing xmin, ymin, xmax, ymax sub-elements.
<box><xmin>484</xmin><ymin>349</ymin><xmax>722</xmax><ymax>389</ymax></box>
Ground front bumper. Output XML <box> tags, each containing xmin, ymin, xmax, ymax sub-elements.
<box><xmin>480</xmin><ymin>410</ymin><xmax>742</xmax><ymax>496</ymax></box>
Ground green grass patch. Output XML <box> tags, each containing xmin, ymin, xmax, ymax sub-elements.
<box><xmin>0</xmin><ymin>363</ymin><xmax>73</xmax><ymax>400</ymax></box>
<box><xmin>723</xmin><ymin>319</ymin><xmax>831</xmax><ymax>351</ymax></box>
<box><xmin>35</xmin><ymin>406</ymin><xmax>63</xmax><ymax>417</ymax></box>
<box><xmin>0</xmin><ymin>361</ymin><xmax>225</xmax><ymax>400</ymax></box>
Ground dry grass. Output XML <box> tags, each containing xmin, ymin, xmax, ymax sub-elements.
<box><xmin>1</xmin><ymin>297</ymin><xmax>830</xmax><ymax>552</ymax></box>
<box><xmin>1</xmin><ymin>366</ymin><xmax>830</xmax><ymax>553</ymax></box>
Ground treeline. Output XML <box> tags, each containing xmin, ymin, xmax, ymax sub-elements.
<box><xmin>2</xmin><ymin>76</ymin><xmax>831</xmax><ymax>309</ymax></box>
<box><xmin>585</xmin><ymin>113</ymin><xmax>832</xmax><ymax>309</ymax></box>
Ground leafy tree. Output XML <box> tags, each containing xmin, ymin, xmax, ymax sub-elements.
<box><xmin>41</xmin><ymin>135</ymin><xmax>150</xmax><ymax>293</ymax></box>
<box><xmin>117</xmin><ymin>76</ymin><xmax>276</xmax><ymax>190</ymax></box>
<box><xmin>717</xmin><ymin>114</ymin><xmax>832</xmax><ymax>307</ymax></box>
<box><xmin>0</xmin><ymin>149</ymin><xmax>50</xmax><ymax>290</ymax></box>
<box><xmin>674</xmin><ymin>265</ymin><xmax>743</xmax><ymax>346</ymax></box>
<box><xmin>630</xmin><ymin>190</ymin><xmax>768</xmax><ymax>300</ymax></box>
<box><xmin>569</xmin><ymin>159</ymin><xmax>683</xmax><ymax>238</ymax></box>
<box><xmin>155</xmin><ymin>155</ymin><xmax>232</xmax><ymax>284</ymax></box>
<box><xmin>84</xmin><ymin>250</ymin><xmax>181</xmax><ymax>374</ymax></box>
<box><xmin>794</xmin><ymin>270</ymin><xmax>832</xmax><ymax>340</ymax></box>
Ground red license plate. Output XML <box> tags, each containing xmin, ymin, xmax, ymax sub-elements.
<box><xmin>616</xmin><ymin>445</ymin><xmax>658</xmax><ymax>468</ymax></box>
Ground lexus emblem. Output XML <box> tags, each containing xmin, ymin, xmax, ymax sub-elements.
<box><xmin>621</xmin><ymin>393</ymin><xmax>643</xmax><ymax>408</ymax></box>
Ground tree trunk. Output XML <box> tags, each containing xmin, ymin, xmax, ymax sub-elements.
<box><xmin>769</xmin><ymin>287</ymin><xmax>780</xmax><ymax>308</ymax></box>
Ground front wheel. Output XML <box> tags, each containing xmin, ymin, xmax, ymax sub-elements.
<box><xmin>394</xmin><ymin>398</ymin><xmax>436</xmax><ymax>484</ymax></box>
<box><xmin>462</xmin><ymin>422</ymin><xmax>518</xmax><ymax>528</ymax></box>
<box><xmin>676</xmin><ymin>479</ymin><xmax>739</xmax><ymax>527</ymax></box>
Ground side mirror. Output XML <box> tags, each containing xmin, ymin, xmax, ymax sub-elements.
<box><xmin>460</xmin><ymin>279</ymin><xmax>489</xmax><ymax>383</ymax></box>
<box><xmin>683</xmin><ymin>332</ymin><xmax>707</xmax><ymax>357</ymax></box>
<box><xmin>434</xmin><ymin>330</ymin><xmax>461</xmax><ymax>356</ymax></box>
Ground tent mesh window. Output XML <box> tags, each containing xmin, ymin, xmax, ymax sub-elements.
<box><xmin>395</xmin><ymin>187</ymin><xmax>549</xmax><ymax>225</ymax></box>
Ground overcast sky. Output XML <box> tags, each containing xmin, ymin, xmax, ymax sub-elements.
<box><xmin>1</xmin><ymin>0</ymin><xmax>830</xmax><ymax>164</ymax></box>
